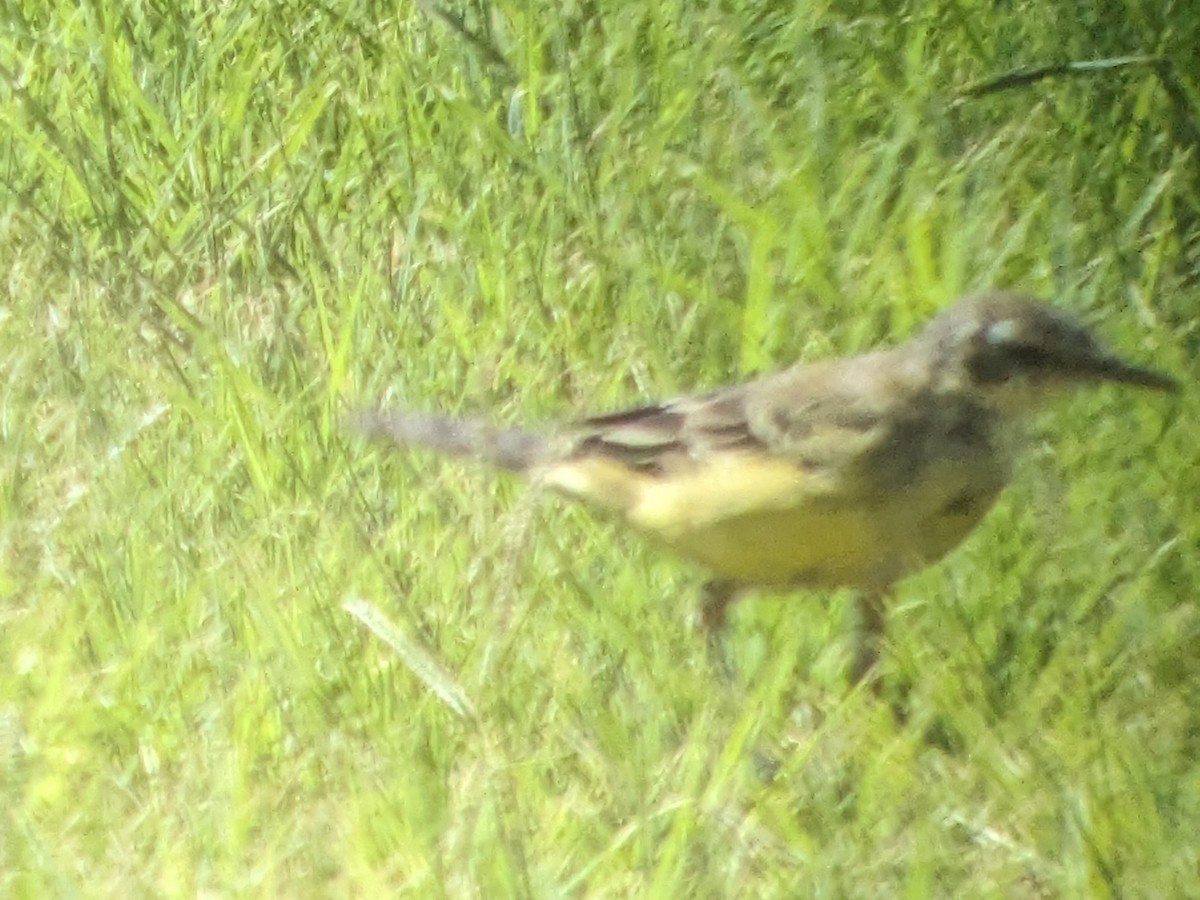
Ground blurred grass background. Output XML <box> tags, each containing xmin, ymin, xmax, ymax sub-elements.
<box><xmin>1</xmin><ymin>1</ymin><xmax>1198</xmax><ymax>895</ymax></box>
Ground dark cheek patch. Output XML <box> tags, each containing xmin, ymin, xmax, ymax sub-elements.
<box><xmin>967</xmin><ymin>341</ymin><xmax>1061</xmax><ymax>385</ymax></box>
<box><xmin>966</xmin><ymin>346</ymin><xmax>1010</xmax><ymax>384</ymax></box>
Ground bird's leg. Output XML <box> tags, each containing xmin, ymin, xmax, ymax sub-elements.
<box><xmin>700</xmin><ymin>579</ymin><xmax>740</xmax><ymax>679</ymax></box>
<box><xmin>852</xmin><ymin>590</ymin><xmax>888</xmax><ymax>688</ymax></box>
<box><xmin>700</xmin><ymin>579</ymin><xmax>738</xmax><ymax>631</ymax></box>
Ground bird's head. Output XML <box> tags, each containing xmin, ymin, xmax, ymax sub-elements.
<box><xmin>919</xmin><ymin>291</ymin><xmax>1177</xmax><ymax>411</ymax></box>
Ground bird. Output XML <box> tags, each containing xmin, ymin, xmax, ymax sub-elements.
<box><xmin>350</xmin><ymin>291</ymin><xmax>1177</xmax><ymax>683</ymax></box>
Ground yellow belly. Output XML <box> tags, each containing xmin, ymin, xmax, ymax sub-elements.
<box><xmin>541</xmin><ymin>450</ymin><xmax>1003</xmax><ymax>590</ymax></box>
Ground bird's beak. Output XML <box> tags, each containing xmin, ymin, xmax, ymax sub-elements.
<box><xmin>1086</xmin><ymin>354</ymin><xmax>1179</xmax><ymax>392</ymax></box>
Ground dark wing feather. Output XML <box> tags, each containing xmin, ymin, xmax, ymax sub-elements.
<box><xmin>571</xmin><ymin>388</ymin><xmax>767</xmax><ymax>474</ymax></box>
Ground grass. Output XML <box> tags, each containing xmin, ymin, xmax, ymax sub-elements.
<box><xmin>2</xmin><ymin>0</ymin><xmax>1198</xmax><ymax>895</ymax></box>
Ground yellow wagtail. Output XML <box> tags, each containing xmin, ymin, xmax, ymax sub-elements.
<box><xmin>352</xmin><ymin>291</ymin><xmax>1177</xmax><ymax>681</ymax></box>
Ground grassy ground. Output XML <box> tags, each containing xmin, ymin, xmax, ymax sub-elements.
<box><xmin>2</xmin><ymin>1</ymin><xmax>1198</xmax><ymax>895</ymax></box>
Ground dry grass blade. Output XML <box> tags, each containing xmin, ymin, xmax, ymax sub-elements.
<box><xmin>343</xmin><ymin>596</ymin><xmax>478</xmax><ymax>721</ymax></box>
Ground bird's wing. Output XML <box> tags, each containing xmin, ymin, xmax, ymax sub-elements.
<box><xmin>567</xmin><ymin>353</ymin><xmax>900</xmax><ymax>484</ymax></box>
<box><xmin>570</xmin><ymin>387</ymin><xmax>766</xmax><ymax>474</ymax></box>
<box><xmin>741</xmin><ymin>357</ymin><xmax>901</xmax><ymax>484</ymax></box>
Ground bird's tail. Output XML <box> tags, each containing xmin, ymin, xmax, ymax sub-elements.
<box><xmin>348</xmin><ymin>409</ymin><xmax>551</xmax><ymax>473</ymax></box>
